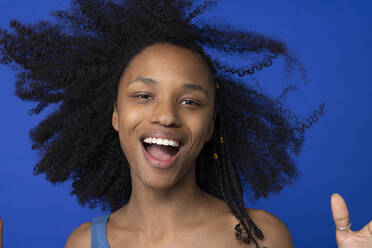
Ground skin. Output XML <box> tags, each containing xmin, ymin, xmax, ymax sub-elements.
<box><xmin>330</xmin><ymin>193</ymin><xmax>372</xmax><ymax>248</ymax></box>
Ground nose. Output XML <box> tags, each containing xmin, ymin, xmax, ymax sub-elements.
<box><xmin>149</xmin><ymin>98</ymin><xmax>180</xmax><ymax>127</ymax></box>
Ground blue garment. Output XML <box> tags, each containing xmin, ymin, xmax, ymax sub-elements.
<box><xmin>91</xmin><ymin>214</ymin><xmax>111</xmax><ymax>248</ymax></box>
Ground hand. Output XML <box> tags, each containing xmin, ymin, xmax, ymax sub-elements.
<box><xmin>331</xmin><ymin>193</ymin><xmax>372</xmax><ymax>248</ymax></box>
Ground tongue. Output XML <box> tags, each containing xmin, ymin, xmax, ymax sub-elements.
<box><xmin>146</xmin><ymin>144</ymin><xmax>177</xmax><ymax>161</ymax></box>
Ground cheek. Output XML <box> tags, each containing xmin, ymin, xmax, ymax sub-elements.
<box><xmin>186</xmin><ymin>114</ymin><xmax>211</xmax><ymax>140</ymax></box>
<box><xmin>119</xmin><ymin>109</ymin><xmax>140</xmax><ymax>127</ymax></box>
<box><xmin>116</xmin><ymin>105</ymin><xmax>146</xmax><ymax>154</ymax></box>
<box><xmin>118</xmin><ymin>102</ymin><xmax>147</xmax><ymax>129</ymax></box>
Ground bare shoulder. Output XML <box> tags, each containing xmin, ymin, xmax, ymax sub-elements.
<box><xmin>64</xmin><ymin>222</ymin><xmax>91</xmax><ymax>248</ymax></box>
<box><xmin>246</xmin><ymin>208</ymin><xmax>294</xmax><ymax>248</ymax></box>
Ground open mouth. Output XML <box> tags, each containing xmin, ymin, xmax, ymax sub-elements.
<box><xmin>142</xmin><ymin>141</ymin><xmax>181</xmax><ymax>161</ymax></box>
<box><xmin>140</xmin><ymin>139</ymin><xmax>183</xmax><ymax>168</ymax></box>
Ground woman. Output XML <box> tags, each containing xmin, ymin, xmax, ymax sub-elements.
<box><xmin>0</xmin><ymin>0</ymin><xmax>371</xmax><ymax>247</ymax></box>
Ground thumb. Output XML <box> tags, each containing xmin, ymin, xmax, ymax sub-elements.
<box><xmin>331</xmin><ymin>193</ymin><xmax>351</xmax><ymax>231</ymax></box>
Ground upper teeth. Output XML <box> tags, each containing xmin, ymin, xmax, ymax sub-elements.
<box><xmin>143</xmin><ymin>137</ymin><xmax>180</xmax><ymax>147</ymax></box>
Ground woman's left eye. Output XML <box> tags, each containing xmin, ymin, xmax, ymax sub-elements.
<box><xmin>181</xmin><ymin>99</ymin><xmax>199</xmax><ymax>106</ymax></box>
<box><xmin>136</xmin><ymin>94</ymin><xmax>152</xmax><ymax>99</ymax></box>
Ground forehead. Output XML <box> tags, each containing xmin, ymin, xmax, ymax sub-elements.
<box><xmin>121</xmin><ymin>43</ymin><xmax>214</xmax><ymax>90</ymax></box>
<box><xmin>130</xmin><ymin>43</ymin><xmax>208</xmax><ymax>69</ymax></box>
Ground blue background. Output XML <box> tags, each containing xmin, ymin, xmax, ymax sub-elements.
<box><xmin>0</xmin><ymin>0</ymin><xmax>371</xmax><ymax>247</ymax></box>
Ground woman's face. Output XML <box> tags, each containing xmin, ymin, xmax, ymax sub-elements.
<box><xmin>112</xmin><ymin>43</ymin><xmax>215</xmax><ymax>189</ymax></box>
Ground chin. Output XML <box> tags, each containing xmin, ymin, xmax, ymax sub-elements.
<box><xmin>136</xmin><ymin>166</ymin><xmax>181</xmax><ymax>190</ymax></box>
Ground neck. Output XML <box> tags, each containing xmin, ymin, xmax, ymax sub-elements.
<box><xmin>118</xmin><ymin>165</ymin><xmax>211</xmax><ymax>240</ymax></box>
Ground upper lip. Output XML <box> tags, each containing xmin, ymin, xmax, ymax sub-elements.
<box><xmin>140</xmin><ymin>130</ymin><xmax>186</xmax><ymax>146</ymax></box>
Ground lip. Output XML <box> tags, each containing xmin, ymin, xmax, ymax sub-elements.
<box><xmin>140</xmin><ymin>140</ymin><xmax>183</xmax><ymax>169</ymax></box>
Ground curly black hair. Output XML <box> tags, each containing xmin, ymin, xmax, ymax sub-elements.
<box><xmin>0</xmin><ymin>0</ymin><xmax>325</xmax><ymax>247</ymax></box>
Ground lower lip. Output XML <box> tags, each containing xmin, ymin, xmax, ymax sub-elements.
<box><xmin>140</xmin><ymin>142</ymin><xmax>182</xmax><ymax>169</ymax></box>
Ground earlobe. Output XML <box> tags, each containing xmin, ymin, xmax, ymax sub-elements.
<box><xmin>112</xmin><ymin>104</ymin><xmax>119</xmax><ymax>131</ymax></box>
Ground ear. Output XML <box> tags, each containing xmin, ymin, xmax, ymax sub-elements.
<box><xmin>112</xmin><ymin>103</ymin><xmax>119</xmax><ymax>131</ymax></box>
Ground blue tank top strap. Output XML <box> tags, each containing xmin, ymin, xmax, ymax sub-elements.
<box><xmin>91</xmin><ymin>214</ymin><xmax>111</xmax><ymax>248</ymax></box>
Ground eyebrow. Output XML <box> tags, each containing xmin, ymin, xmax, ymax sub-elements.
<box><xmin>128</xmin><ymin>76</ymin><xmax>209</xmax><ymax>98</ymax></box>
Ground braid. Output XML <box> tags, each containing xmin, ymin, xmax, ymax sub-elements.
<box><xmin>209</xmin><ymin>82</ymin><xmax>265</xmax><ymax>247</ymax></box>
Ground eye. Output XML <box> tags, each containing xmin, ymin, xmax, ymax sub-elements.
<box><xmin>135</xmin><ymin>93</ymin><xmax>152</xmax><ymax>100</ymax></box>
<box><xmin>180</xmin><ymin>99</ymin><xmax>200</xmax><ymax>106</ymax></box>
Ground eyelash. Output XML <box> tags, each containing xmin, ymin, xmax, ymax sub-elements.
<box><xmin>135</xmin><ymin>94</ymin><xmax>200</xmax><ymax>106</ymax></box>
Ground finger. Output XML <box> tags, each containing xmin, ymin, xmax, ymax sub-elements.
<box><xmin>331</xmin><ymin>193</ymin><xmax>350</xmax><ymax>230</ymax></box>
<box><xmin>359</xmin><ymin>219</ymin><xmax>372</xmax><ymax>236</ymax></box>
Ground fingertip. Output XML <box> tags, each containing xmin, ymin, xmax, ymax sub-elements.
<box><xmin>330</xmin><ymin>193</ymin><xmax>343</xmax><ymax>205</ymax></box>
<box><xmin>331</xmin><ymin>193</ymin><xmax>341</xmax><ymax>199</ymax></box>
<box><xmin>331</xmin><ymin>193</ymin><xmax>337</xmax><ymax>200</ymax></box>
